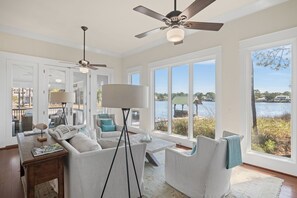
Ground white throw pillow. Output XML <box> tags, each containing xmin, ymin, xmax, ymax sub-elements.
<box><xmin>69</xmin><ymin>133</ymin><xmax>102</xmax><ymax>153</ymax></box>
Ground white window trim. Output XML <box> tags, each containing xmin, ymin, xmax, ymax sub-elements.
<box><xmin>149</xmin><ymin>46</ymin><xmax>222</xmax><ymax>147</ymax></box>
<box><xmin>127</xmin><ymin>66</ymin><xmax>142</xmax><ymax>131</ymax></box>
<box><xmin>240</xmin><ymin>27</ymin><xmax>297</xmax><ymax>176</ymax></box>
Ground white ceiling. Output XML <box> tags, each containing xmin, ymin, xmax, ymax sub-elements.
<box><xmin>0</xmin><ymin>0</ymin><xmax>288</xmax><ymax>57</ymax></box>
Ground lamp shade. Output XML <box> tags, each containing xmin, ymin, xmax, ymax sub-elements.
<box><xmin>167</xmin><ymin>27</ymin><xmax>184</xmax><ymax>42</ymax></box>
<box><xmin>102</xmin><ymin>84</ymin><xmax>148</xmax><ymax>109</ymax></box>
<box><xmin>50</xmin><ymin>92</ymin><xmax>75</xmax><ymax>103</ymax></box>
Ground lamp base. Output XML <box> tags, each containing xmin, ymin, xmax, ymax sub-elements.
<box><xmin>37</xmin><ymin>136</ymin><xmax>47</xmax><ymax>142</ymax></box>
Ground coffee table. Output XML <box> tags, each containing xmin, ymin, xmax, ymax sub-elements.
<box><xmin>128</xmin><ymin>134</ymin><xmax>175</xmax><ymax>166</ymax></box>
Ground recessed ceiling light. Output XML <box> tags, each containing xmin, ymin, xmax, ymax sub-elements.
<box><xmin>55</xmin><ymin>79</ymin><xmax>62</xmax><ymax>83</ymax></box>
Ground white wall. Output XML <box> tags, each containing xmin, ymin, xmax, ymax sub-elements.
<box><xmin>122</xmin><ymin>0</ymin><xmax>297</xmax><ymax>136</ymax></box>
<box><xmin>0</xmin><ymin>33</ymin><xmax>123</xmax><ymax>147</ymax></box>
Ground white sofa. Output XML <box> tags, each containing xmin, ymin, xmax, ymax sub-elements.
<box><xmin>165</xmin><ymin>132</ymin><xmax>242</xmax><ymax>198</ymax></box>
<box><xmin>50</xmin><ymin>126</ymin><xmax>147</xmax><ymax>198</ymax></box>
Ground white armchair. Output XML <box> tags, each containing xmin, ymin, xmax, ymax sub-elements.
<box><xmin>93</xmin><ymin>114</ymin><xmax>122</xmax><ymax>139</ymax></box>
<box><xmin>165</xmin><ymin>132</ymin><xmax>242</xmax><ymax>198</ymax></box>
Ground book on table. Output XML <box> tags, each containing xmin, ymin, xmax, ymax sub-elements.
<box><xmin>31</xmin><ymin>143</ymin><xmax>64</xmax><ymax>157</ymax></box>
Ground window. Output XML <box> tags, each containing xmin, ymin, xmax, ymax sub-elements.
<box><xmin>251</xmin><ymin>44</ymin><xmax>292</xmax><ymax>158</ymax></box>
<box><xmin>171</xmin><ymin>65</ymin><xmax>189</xmax><ymax>136</ymax></box>
<box><xmin>240</xmin><ymin>27</ymin><xmax>297</xmax><ymax>175</ymax></box>
<box><xmin>129</xmin><ymin>72</ymin><xmax>141</xmax><ymax>127</ymax></box>
<box><xmin>151</xmin><ymin>47</ymin><xmax>221</xmax><ymax>140</ymax></box>
<box><xmin>154</xmin><ymin>68</ymin><xmax>169</xmax><ymax>132</ymax></box>
<box><xmin>193</xmin><ymin>60</ymin><xmax>216</xmax><ymax>139</ymax></box>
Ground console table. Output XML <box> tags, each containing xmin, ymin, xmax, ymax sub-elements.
<box><xmin>17</xmin><ymin>132</ymin><xmax>68</xmax><ymax>198</ymax></box>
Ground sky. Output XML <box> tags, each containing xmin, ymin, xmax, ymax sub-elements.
<box><xmin>155</xmin><ymin>60</ymin><xmax>216</xmax><ymax>94</ymax></box>
<box><xmin>253</xmin><ymin>45</ymin><xmax>292</xmax><ymax>93</ymax></box>
<box><xmin>155</xmin><ymin>44</ymin><xmax>292</xmax><ymax>94</ymax></box>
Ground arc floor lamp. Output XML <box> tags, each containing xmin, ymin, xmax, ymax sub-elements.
<box><xmin>101</xmin><ymin>84</ymin><xmax>148</xmax><ymax>198</ymax></box>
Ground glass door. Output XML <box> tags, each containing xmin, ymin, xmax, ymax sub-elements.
<box><xmin>47</xmin><ymin>67</ymin><xmax>70</xmax><ymax>128</ymax></box>
<box><xmin>90</xmin><ymin>70</ymin><xmax>113</xmax><ymax>128</ymax></box>
<box><xmin>7</xmin><ymin>60</ymin><xmax>38</xmax><ymax>144</ymax></box>
<box><xmin>72</xmin><ymin>71</ymin><xmax>88</xmax><ymax>125</ymax></box>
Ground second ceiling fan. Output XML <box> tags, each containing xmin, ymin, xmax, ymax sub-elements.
<box><xmin>133</xmin><ymin>0</ymin><xmax>223</xmax><ymax>45</ymax></box>
<box><xmin>78</xmin><ymin>26</ymin><xmax>106</xmax><ymax>73</ymax></box>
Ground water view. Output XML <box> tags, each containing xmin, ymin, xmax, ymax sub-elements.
<box><xmin>155</xmin><ymin>101</ymin><xmax>291</xmax><ymax>121</ymax></box>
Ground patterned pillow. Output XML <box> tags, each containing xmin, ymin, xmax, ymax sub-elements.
<box><xmin>53</xmin><ymin>125</ymin><xmax>78</xmax><ymax>140</ymax></box>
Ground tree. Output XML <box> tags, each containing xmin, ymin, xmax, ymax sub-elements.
<box><xmin>251</xmin><ymin>45</ymin><xmax>290</xmax><ymax>135</ymax></box>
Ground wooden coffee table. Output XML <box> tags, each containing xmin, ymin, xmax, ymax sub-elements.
<box><xmin>128</xmin><ymin>134</ymin><xmax>175</xmax><ymax>166</ymax></box>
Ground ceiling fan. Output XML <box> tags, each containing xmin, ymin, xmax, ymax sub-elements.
<box><xmin>133</xmin><ymin>0</ymin><xmax>223</xmax><ymax>45</ymax></box>
<box><xmin>78</xmin><ymin>26</ymin><xmax>106</xmax><ymax>73</ymax></box>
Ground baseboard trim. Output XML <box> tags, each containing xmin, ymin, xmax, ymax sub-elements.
<box><xmin>0</xmin><ymin>144</ymin><xmax>18</xmax><ymax>150</ymax></box>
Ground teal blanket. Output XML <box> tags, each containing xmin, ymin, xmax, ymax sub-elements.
<box><xmin>224</xmin><ymin>135</ymin><xmax>242</xmax><ymax>169</ymax></box>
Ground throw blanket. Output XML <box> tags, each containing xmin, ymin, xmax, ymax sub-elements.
<box><xmin>224</xmin><ymin>135</ymin><xmax>242</xmax><ymax>169</ymax></box>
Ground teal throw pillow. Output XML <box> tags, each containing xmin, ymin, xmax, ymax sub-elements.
<box><xmin>98</xmin><ymin>114</ymin><xmax>109</xmax><ymax>118</ymax></box>
<box><xmin>102</xmin><ymin>124</ymin><xmax>116</xmax><ymax>132</ymax></box>
<box><xmin>191</xmin><ymin>144</ymin><xmax>197</xmax><ymax>155</ymax></box>
<box><xmin>100</xmin><ymin>119</ymin><xmax>113</xmax><ymax>126</ymax></box>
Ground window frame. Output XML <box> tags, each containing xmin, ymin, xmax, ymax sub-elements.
<box><xmin>240</xmin><ymin>27</ymin><xmax>297</xmax><ymax>175</ymax></box>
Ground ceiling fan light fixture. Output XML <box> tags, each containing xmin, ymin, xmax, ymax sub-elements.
<box><xmin>167</xmin><ymin>27</ymin><xmax>184</xmax><ymax>42</ymax></box>
<box><xmin>79</xmin><ymin>67</ymin><xmax>89</xmax><ymax>73</ymax></box>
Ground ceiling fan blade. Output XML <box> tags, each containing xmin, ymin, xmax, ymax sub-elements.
<box><xmin>133</xmin><ymin>6</ymin><xmax>169</xmax><ymax>22</ymax></box>
<box><xmin>179</xmin><ymin>0</ymin><xmax>216</xmax><ymax>20</ymax></box>
<box><xmin>87</xmin><ymin>65</ymin><xmax>98</xmax><ymax>70</ymax></box>
<box><xmin>174</xmin><ymin>40</ymin><xmax>183</xmax><ymax>45</ymax></box>
<box><xmin>183</xmin><ymin>21</ymin><xmax>223</xmax><ymax>31</ymax></box>
<box><xmin>89</xmin><ymin>64</ymin><xmax>107</xmax><ymax>67</ymax></box>
<box><xmin>135</xmin><ymin>26</ymin><xmax>168</xmax><ymax>39</ymax></box>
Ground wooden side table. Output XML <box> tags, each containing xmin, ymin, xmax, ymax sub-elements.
<box><xmin>17</xmin><ymin>132</ymin><xmax>68</xmax><ymax>198</ymax></box>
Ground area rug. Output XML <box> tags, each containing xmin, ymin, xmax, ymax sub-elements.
<box><xmin>32</xmin><ymin>150</ymin><xmax>283</xmax><ymax>198</ymax></box>
<box><xmin>142</xmin><ymin>151</ymin><xmax>283</xmax><ymax>198</ymax></box>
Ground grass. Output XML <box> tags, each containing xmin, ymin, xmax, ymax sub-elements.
<box><xmin>155</xmin><ymin>114</ymin><xmax>291</xmax><ymax>158</ymax></box>
<box><xmin>252</xmin><ymin>115</ymin><xmax>291</xmax><ymax>157</ymax></box>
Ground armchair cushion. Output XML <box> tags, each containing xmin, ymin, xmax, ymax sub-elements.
<box><xmin>102</xmin><ymin>124</ymin><xmax>116</xmax><ymax>132</ymax></box>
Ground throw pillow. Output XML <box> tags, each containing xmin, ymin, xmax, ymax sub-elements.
<box><xmin>101</xmin><ymin>124</ymin><xmax>116</xmax><ymax>132</ymax></box>
<box><xmin>98</xmin><ymin>114</ymin><xmax>109</xmax><ymax>118</ymax></box>
<box><xmin>100</xmin><ymin>119</ymin><xmax>113</xmax><ymax>126</ymax></box>
<box><xmin>53</xmin><ymin>125</ymin><xmax>78</xmax><ymax>140</ymax></box>
<box><xmin>69</xmin><ymin>133</ymin><xmax>102</xmax><ymax>153</ymax></box>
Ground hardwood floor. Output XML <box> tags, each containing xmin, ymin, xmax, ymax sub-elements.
<box><xmin>0</xmin><ymin>147</ymin><xmax>296</xmax><ymax>198</ymax></box>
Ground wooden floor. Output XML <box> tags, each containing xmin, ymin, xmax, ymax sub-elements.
<box><xmin>0</xmin><ymin>148</ymin><xmax>296</xmax><ymax>198</ymax></box>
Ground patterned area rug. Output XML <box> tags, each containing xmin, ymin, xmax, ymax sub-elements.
<box><xmin>32</xmin><ymin>151</ymin><xmax>283</xmax><ymax>198</ymax></box>
<box><xmin>142</xmin><ymin>151</ymin><xmax>283</xmax><ymax>198</ymax></box>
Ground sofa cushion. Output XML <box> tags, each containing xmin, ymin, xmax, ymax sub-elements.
<box><xmin>69</xmin><ymin>133</ymin><xmax>102</xmax><ymax>153</ymax></box>
<box><xmin>102</xmin><ymin>124</ymin><xmax>116</xmax><ymax>132</ymax></box>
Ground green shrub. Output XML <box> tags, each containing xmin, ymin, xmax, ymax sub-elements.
<box><xmin>252</xmin><ymin>116</ymin><xmax>291</xmax><ymax>157</ymax></box>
